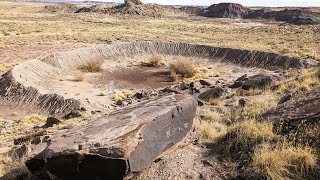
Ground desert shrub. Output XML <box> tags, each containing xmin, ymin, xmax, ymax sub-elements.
<box><xmin>73</xmin><ymin>71</ymin><xmax>85</xmax><ymax>82</ymax></box>
<box><xmin>249</xmin><ymin>142</ymin><xmax>317</xmax><ymax>180</ymax></box>
<box><xmin>79</xmin><ymin>57</ymin><xmax>104</xmax><ymax>72</ymax></box>
<box><xmin>141</xmin><ymin>54</ymin><xmax>164</xmax><ymax>67</ymax></box>
<box><xmin>169</xmin><ymin>59</ymin><xmax>196</xmax><ymax>78</ymax></box>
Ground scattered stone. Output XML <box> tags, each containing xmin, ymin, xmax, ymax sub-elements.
<box><xmin>116</xmin><ymin>100</ymin><xmax>123</xmax><ymax>106</ymax></box>
<box><xmin>80</xmin><ymin>107</ymin><xmax>87</xmax><ymax>111</ymax></box>
<box><xmin>198</xmin><ymin>87</ymin><xmax>223</xmax><ymax>102</ymax></box>
<box><xmin>14</xmin><ymin>130</ymin><xmax>46</xmax><ymax>145</ymax></box>
<box><xmin>239</xmin><ymin>98</ymin><xmax>250</xmax><ymax>107</ymax></box>
<box><xmin>199</xmin><ymin>79</ymin><xmax>212</xmax><ymax>86</ymax></box>
<box><xmin>63</xmin><ymin>110</ymin><xmax>81</xmax><ymax>119</ymax></box>
<box><xmin>42</xmin><ymin>117</ymin><xmax>62</xmax><ymax>128</ymax></box>
<box><xmin>179</xmin><ymin>81</ymin><xmax>189</xmax><ymax>90</ymax></box>
<box><xmin>278</xmin><ymin>93</ymin><xmax>292</xmax><ymax>104</ymax></box>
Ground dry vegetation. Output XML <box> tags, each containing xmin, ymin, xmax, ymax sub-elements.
<box><xmin>169</xmin><ymin>59</ymin><xmax>196</xmax><ymax>81</ymax></box>
<box><xmin>78</xmin><ymin>57</ymin><xmax>104</xmax><ymax>73</ymax></box>
<box><xmin>141</xmin><ymin>54</ymin><xmax>165</xmax><ymax>67</ymax></box>
<box><xmin>200</xmin><ymin>68</ymin><xmax>320</xmax><ymax>179</ymax></box>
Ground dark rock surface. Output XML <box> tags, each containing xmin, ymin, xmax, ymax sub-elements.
<box><xmin>262</xmin><ymin>87</ymin><xmax>320</xmax><ymax>133</ymax></box>
<box><xmin>26</xmin><ymin>94</ymin><xmax>197</xmax><ymax>179</ymax></box>
<box><xmin>42</xmin><ymin>117</ymin><xmax>62</xmax><ymax>128</ymax></box>
<box><xmin>241</xmin><ymin>73</ymin><xmax>281</xmax><ymax>90</ymax></box>
<box><xmin>198</xmin><ymin>87</ymin><xmax>223</xmax><ymax>102</ymax></box>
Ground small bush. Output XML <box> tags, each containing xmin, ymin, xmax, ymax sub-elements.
<box><xmin>169</xmin><ymin>59</ymin><xmax>196</xmax><ymax>78</ymax></box>
<box><xmin>141</xmin><ymin>54</ymin><xmax>164</xmax><ymax>67</ymax></box>
<box><xmin>79</xmin><ymin>57</ymin><xmax>104</xmax><ymax>73</ymax></box>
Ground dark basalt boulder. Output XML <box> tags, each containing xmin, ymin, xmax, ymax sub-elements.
<box><xmin>261</xmin><ymin>87</ymin><xmax>320</xmax><ymax>133</ymax></box>
<box><xmin>25</xmin><ymin>94</ymin><xmax>197</xmax><ymax>180</ymax></box>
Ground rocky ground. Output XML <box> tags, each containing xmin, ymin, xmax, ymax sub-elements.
<box><xmin>0</xmin><ymin>1</ymin><xmax>320</xmax><ymax>180</ymax></box>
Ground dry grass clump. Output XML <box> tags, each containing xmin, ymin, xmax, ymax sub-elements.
<box><xmin>201</xmin><ymin>122</ymin><xmax>227</xmax><ymax>143</ymax></box>
<box><xmin>230</xmin><ymin>98</ymin><xmax>277</xmax><ymax>122</ymax></box>
<box><xmin>169</xmin><ymin>59</ymin><xmax>196</xmax><ymax>79</ymax></box>
<box><xmin>204</xmin><ymin>111</ymin><xmax>221</xmax><ymax>122</ymax></box>
<box><xmin>79</xmin><ymin>57</ymin><xmax>104</xmax><ymax>73</ymax></box>
<box><xmin>19</xmin><ymin>114</ymin><xmax>46</xmax><ymax>126</ymax></box>
<box><xmin>250</xmin><ymin>143</ymin><xmax>317</xmax><ymax>180</ymax></box>
<box><xmin>0</xmin><ymin>64</ymin><xmax>6</xmax><ymax>73</ymax></box>
<box><xmin>230</xmin><ymin>120</ymin><xmax>276</xmax><ymax>144</ymax></box>
<box><xmin>141</xmin><ymin>54</ymin><xmax>165</xmax><ymax>67</ymax></box>
<box><xmin>208</xmin><ymin>98</ymin><xmax>220</xmax><ymax>106</ymax></box>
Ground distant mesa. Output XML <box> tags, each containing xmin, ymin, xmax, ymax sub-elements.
<box><xmin>203</xmin><ymin>3</ymin><xmax>250</xmax><ymax>19</ymax></box>
<box><xmin>200</xmin><ymin>2</ymin><xmax>320</xmax><ymax>25</ymax></box>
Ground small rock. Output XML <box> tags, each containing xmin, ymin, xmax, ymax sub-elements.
<box><xmin>278</xmin><ymin>94</ymin><xmax>292</xmax><ymax>104</ymax></box>
<box><xmin>134</xmin><ymin>92</ymin><xmax>144</xmax><ymax>99</ymax></box>
<box><xmin>239</xmin><ymin>98</ymin><xmax>250</xmax><ymax>107</ymax></box>
<box><xmin>236</xmin><ymin>74</ymin><xmax>248</xmax><ymax>81</ymax></box>
<box><xmin>80</xmin><ymin>107</ymin><xmax>87</xmax><ymax>111</ymax></box>
<box><xmin>116</xmin><ymin>100</ymin><xmax>123</xmax><ymax>106</ymax></box>
<box><xmin>64</xmin><ymin>110</ymin><xmax>81</xmax><ymax>119</ymax></box>
<box><xmin>199</xmin><ymin>79</ymin><xmax>211</xmax><ymax>86</ymax></box>
<box><xmin>179</xmin><ymin>81</ymin><xmax>189</xmax><ymax>90</ymax></box>
<box><xmin>42</xmin><ymin>117</ymin><xmax>61</xmax><ymax>128</ymax></box>
<box><xmin>198</xmin><ymin>87</ymin><xmax>223</xmax><ymax>102</ymax></box>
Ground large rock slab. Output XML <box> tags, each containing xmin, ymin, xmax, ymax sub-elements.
<box><xmin>261</xmin><ymin>87</ymin><xmax>320</xmax><ymax>133</ymax></box>
<box><xmin>26</xmin><ymin>94</ymin><xmax>198</xmax><ymax>179</ymax></box>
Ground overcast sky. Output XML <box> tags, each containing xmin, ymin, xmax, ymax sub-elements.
<box><xmin>96</xmin><ymin>0</ymin><xmax>320</xmax><ymax>7</ymax></box>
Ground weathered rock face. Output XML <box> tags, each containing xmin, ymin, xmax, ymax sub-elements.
<box><xmin>26</xmin><ymin>94</ymin><xmax>198</xmax><ymax>179</ymax></box>
<box><xmin>261</xmin><ymin>87</ymin><xmax>320</xmax><ymax>133</ymax></box>
<box><xmin>202</xmin><ymin>3</ymin><xmax>250</xmax><ymax>18</ymax></box>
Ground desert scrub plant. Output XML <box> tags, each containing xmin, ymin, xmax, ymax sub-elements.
<box><xmin>249</xmin><ymin>142</ymin><xmax>317</xmax><ymax>180</ymax></box>
<box><xmin>141</xmin><ymin>54</ymin><xmax>164</xmax><ymax>67</ymax></box>
<box><xmin>169</xmin><ymin>59</ymin><xmax>196</xmax><ymax>79</ymax></box>
<box><xmin>73</xmin><ymin>71</ymin><xmax>85</xmax><ymax>82</ymax></box>
<box><xmin>79</xmin><ymin>57</ymin><xmax>104</xmax><ymax>73</ymax></box>
<box><xmin>113</xmin><ymin>90</ymin><xmax>134</xmax><ymax>101</ymax></box>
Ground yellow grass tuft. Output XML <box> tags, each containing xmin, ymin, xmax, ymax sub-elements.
<box><xmin>200</xmin><ymin>122</ymin><xmax>227</xmax><ymax>143</ymax></box>
<box><xmin>204</xmin><ymin>111</ymin><xmax>221</xmax><ymax>122</ymax></box>
<box><xmin>208</xmin><ymin>98</ymin><xmax>220</xmax><ymax>106</ymax></box>
<box><xmin>19</xmin><ymin>114</ymin><xmax>46</xmax><ymax>126</ymax></box>
<box><xmin>251</xmin><ymin>143</ymin><xmax>317</xmax><ymax>180</ymax></box>
<box><xmin>99</xmin><ymin>91</ymin><xmax>108</xmax><ymax>96</ymax></box>
<box><xmin>231</xmin><ymin>120</ymin><xmax>276</xmax><ymax>143</ymax></box>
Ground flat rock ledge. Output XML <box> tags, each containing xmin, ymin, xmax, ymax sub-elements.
<box><xmin>26</xmin><ymin>94</ymin><xmax>198</xmax><ymax>180</ymax></box>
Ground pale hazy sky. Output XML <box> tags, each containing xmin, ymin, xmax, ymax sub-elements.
<box><xmin>95</xmin><ymin>0</ymin><xmax>320</xmax><ymax>7</ymax></box>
